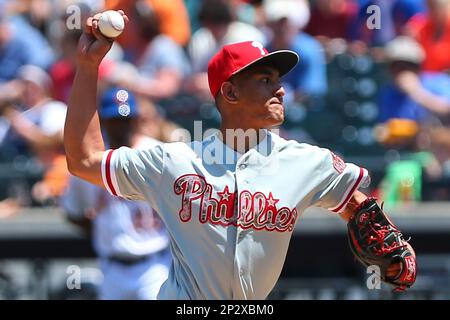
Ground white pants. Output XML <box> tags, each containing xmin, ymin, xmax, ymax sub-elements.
<box><xmin>98</xmin><ymin>250</ymin><xmax>171</xmax><ymax>300</ymax></box>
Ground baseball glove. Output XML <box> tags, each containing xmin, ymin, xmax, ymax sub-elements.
<box><xmin>347</xmin><ymin>198</ymin><xmax>417</xmax><ymax>291</ymax></box>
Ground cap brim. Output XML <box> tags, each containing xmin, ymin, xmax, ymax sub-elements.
<box><xmin>232</xmin><ymin>50</ymin><xmax>299</xmax><ymax>78</ymax></box>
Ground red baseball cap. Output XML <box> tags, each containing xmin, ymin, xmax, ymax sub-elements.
<box><xmin>207</xmin><ymin>41</ymin><xmax>299</xmax><ymax>97</ymax></box>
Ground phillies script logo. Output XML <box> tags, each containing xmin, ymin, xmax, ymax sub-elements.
<box><xmin>174</xmin><ymin>175</ymin><xmax>298</xmax><ymax>232</ymax></box>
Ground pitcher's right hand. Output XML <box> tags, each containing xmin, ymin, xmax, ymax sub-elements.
<box><xmin>76</xmin><ymin>10</ymin><xmax>128</xmax><ymax>68</ymax></box>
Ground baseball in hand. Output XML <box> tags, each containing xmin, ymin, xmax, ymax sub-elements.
<box><xmin>98</xmin><ymin>10</ymin><xmax>125</xmax><ymax>38</ymax></box>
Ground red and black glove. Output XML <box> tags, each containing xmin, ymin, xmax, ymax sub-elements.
<box><xmin>347</xmin><ymin>198</ymin><xmax>417</xmax><ymax>291</ymax></box>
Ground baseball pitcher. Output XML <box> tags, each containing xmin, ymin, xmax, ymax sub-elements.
<box><xmin>63</xmin><ymin>11</ymin><xmax>417</xmax><ymax>299</ymax></box>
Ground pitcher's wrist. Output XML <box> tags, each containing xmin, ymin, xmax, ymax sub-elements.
<box><xmin>75</xmin><ymin>62</ymin><xmax>101</xmax><ymax>76</ymax></box>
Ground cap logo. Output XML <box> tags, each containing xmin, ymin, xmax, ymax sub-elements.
<box><xmin>118</xmin><ymin>103</ymin><xmax>131</xmax><ymax>117</ymax></box>
<box><xmin>116</xmin><ymin>89</ymin><xmax>129</xmax><ymax>103</ymax></box>
<box><xmin>252</xmin><ymin>41</ymin><xmax>266</xmax><ymax>56</ymax></box>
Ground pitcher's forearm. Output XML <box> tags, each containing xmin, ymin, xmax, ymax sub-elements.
<box><xmin>64</xmin><ymin>66</ymin><xmax>105</xmax><ymax>168</ymax></box>
<box><xmin>339</xmin><ymin>190</ymin><xmax>368</xmax><ymax>222</ymax></box>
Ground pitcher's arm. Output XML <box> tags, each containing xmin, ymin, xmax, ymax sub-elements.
<box><xmin>64</xmin><ymin>12</ymin><xmax>128</xmax><ymax>187</ymax></box>
<box><xmin>64</xmin><ymin>66</ymin><xmax>105</xmax><ymax>187</ymax></box>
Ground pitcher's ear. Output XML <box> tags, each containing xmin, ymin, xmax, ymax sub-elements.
<box><xmin>220</xmin><ymin>81</ymin><xmax>239</xmax><ymax>104</ymax></box>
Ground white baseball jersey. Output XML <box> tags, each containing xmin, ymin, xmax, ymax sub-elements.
<box><xmin>101</xmin><ymin>130</ymin><xmax>369</xmax><ymax>299</ymax></box>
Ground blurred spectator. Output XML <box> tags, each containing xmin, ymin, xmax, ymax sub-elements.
<box><xmin>420</xmin><ymin>126</ymin><xmax>450</xmax><ymax>179</ymax></box>
<box><xmin>105</xmin><ymin>0</ymin><xmax>191</xmax><ymax>51</ymax></box>
<box><xmin>101</xmin><ymin>59</ymin><xmax>187</xmax><ymax>143</ymax></box>
<box><xmin>7</xmin><ymin>0</ymin><xmax>53</xmax><ymax>38</ymax></box>
<box><xmin>231</xmin><ymin>0</ymin><xmax>266</xmax><ymax>27</ymax></box>
<box><xmin>50</xmin><ymin>28</ymin><xmax>83</xmax><ymax>103</ymax></box>
<box><xmin>50</xmin><ymin>28</ymin><xmax>114</xmax><ymax>103</ymax></box>
<box><xmin>49</xmin><ymin>3</ymin><xmax>116</xmax><ymax>103</ymax></box>
<box><xmin>0</xmin><ymin>65</ymin><xmax>68</xmax><ymax>209</ymax></box>
<box><xmin>305</xmin><ymin>0</ymin><xmax>359</xmax><ymax>41</ymax></box>
<box><xmin>376</xmin><ymin>37</ymin><xmax>450</xmax><ymax>144</ymax></box>
<box><xmin>112</xmin><ymin>3</ymin><xmax>190</xmax><ymax>102</ymax></box>
<box><xmin>190</xmin><ymin>0</ymin><xmax>266</xmax><ymax>71</ymax></box>
<box><xmin>0</xmin><ymin>197</ymin><xmax>21</xmax><ymax>218</ymax></box>
<box><xmin>61</xmin><ymin>87</ymin><xmax>171</xmax><ymax>300</ymax></box>
<box><xmin>8</xmin><ymin>12</ymin><xmax>55</xmax><ymax>69</ymax></box>
<box><xmin>392</xmin><ymin>0</ymin><xmax>427</xmax><ymax>32</ymax></box>
<box><xmin>186</xmin><ymin>0</ymin><xmax>266</xmax><ymax>101</ymax></box>
<box><xmin>137</xmin><ymin>97</ymin><xmax>187</xmax><ymax>144</ymax></box>
<box><xmin>0</xmin><ymin>13</ymin><xmax>31</xmax><ymax>83</ymax></box>
<box><xmin>0</xmin><ymin>2</ymin><xmax>54</xmax><ymax>82</ymax></box>
<box><xmin>264</xmin><ymin>0</ymin><xmax>327</xmax><ymax>106</ymax></box>
<box><xmin>406</xmin><ymin>0</ymin><xmax>450</xmax><ymax>72</ymax></box>
<box><xmin>185</xmin><ymin>0</ymin><xmax>205</xmax><ymax>33</ymax></box>
<box><xmin>0</xmin><ymin>65</ymin><xmax>66</xmax><ymax>161</ymax></box>
<box><xmin>186</xmin><ymin>0</ymin><xmax>265</xmax><ymax>32</ymax></box>
<box><xmin>352</xmin><ymin>0</ymin><xmax>426</xmax><ymax>47</ymax></box>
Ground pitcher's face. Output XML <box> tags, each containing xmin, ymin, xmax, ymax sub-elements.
<box><xmin>230</xmin><ymin>65</ymin><xmax>286</xmax><ymax>129</ymax></box>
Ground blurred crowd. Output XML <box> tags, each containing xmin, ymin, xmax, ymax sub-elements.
<box><xmin>1</xmin><ymin>0</ymin><xmax>450</xmax><ymax>214</ymax></box>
